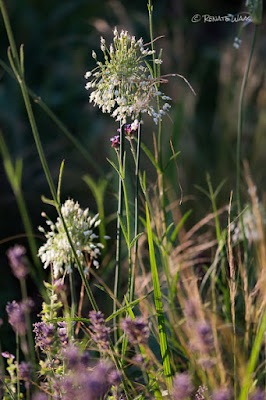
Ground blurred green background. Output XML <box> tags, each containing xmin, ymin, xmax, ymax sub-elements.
<box><xmin>0</xmin><ymin>0</ymin><xmax>265</xmax><ymax>349</ymax></box>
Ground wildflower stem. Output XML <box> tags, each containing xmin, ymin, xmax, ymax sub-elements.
<box><xmin>69</xmin><ymin>272</ymin><xmax>76</xmax><ymax>328</ymax></box>
<box><xmin>16</xmin><ymin>333</ymin><xmax>20</xmax><ymax>400</ymax></box>
<box><xmin>113</xmin><ymin>122</ymin><xmax>125</xmax><ymax>342</ymax></box>
<box><xmin>146</xmin><ymin>203</ymin><xmax>172</xmax><ymax>390</ymax></box>
<box><xmin>129</xmin><ymin>121</ymin><xmax>141</xmax><ymax>303</ymax></box>
<box><xmin>236</xmin><ymin>24</ymin><xmax>258</xmax><ymax>237</ymax></box>
<box><xmin>20</xmin><ymin>279</ymin><xmax>36</xmax><ymax>367</ymax></box>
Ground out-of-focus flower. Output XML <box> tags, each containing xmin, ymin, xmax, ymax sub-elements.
<box><xmin>194</xmin><ymin>321</ymin><xmax>214</xmax><ymax>353</ymax></box>
<box><xmin>211</xmin><ymin>387</ymin><xmax>232</xmax><ymax>400</ymax></box>
<box><xmin>7</xmin><ymin>245</ymin><xmax>29</xmax><ymax>280</ymax></box>
<box><xmin>6</xmin><ymin>300</ymin><xmax>33</xmax><ymax>336</ymax></box>
<box><xmin>38</xmin><ymin>199</ymin><xmax>104</xmax><ymax>278</ymax></box>
<box><xmin>32</xmin><ymin>393</ymin><xmax>48</xmax><ymax>400</ymax></box>
<box><xmin>19</xmin><ymin>362</ymin><xmax>32</xmax><ymax>388</ymax></box>
<box><xmin>85</xmin><ymin>29</ymin><xmax>171</xmax><ymax>125</ymax></box>
<box><xmin>89</xmin><ymin>310</ymin><xmax>110</xmax><ymax>349</ymax></box>
<box><xmin>249</xmin><ymin>389</ymin><xmax>265</xmax><ymax>400</ymax></box>
<box><xmin>172</xmin><ymin>372</ymin><xmax>194</xmax><ymax>400</ymax></box>
<box><xmin>59</xmin><ymin>358</ymin><xmax>111</xmax><ymax>400</ymax></box>
<box><xmin>121</xmin><ymin>316</ymin><xmax>149</xmax><ymax>345</ymax></box>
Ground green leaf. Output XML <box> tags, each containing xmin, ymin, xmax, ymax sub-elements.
<box><xmin>213</xmin><ymin>178</ymin><xmax>227</xmax><ymax>200</ymax></box>
<box><xmin>146</xmin><ymin>202</ymin><xmax>172</xmax><ymax>388</ymax></box>
<box><xmin>106</xmin><ymin>296</ymin><xmax>147</xmax><ymax>322</ymax></box>
<box><xmin>246</xmin><ymin>0</ymin><xmax>262</xmax><ymax>24</ymax></box>
<box><xmin>19</xmin><ymin>44</ymin><xmax>24</xmax><ymax>76</ymax></box>
<box><xmin>136</xmin><ymin>139</ymin><xmax>161</xmax><ymax>173</ymax></box>
<box><xmin>107</xmin><ymin>158</ymin><xmax>123</xmax><ymax>179</ymax></box>
<box><xmin>163</xmin><ymin>151</ymin><xmax>181</xmax><ymax>172</ymax></box>
<box><xmin>57</xmin><ymin>159</ymin><xmax>65</xmax><ymax>203</ymax></box>
<box><xmin>170</xmin><ymin>210</ymin><xmax>192</xmax><ymax>245</ymax></box>
<box><xmin>194</xmin><ymin>184</ymin><xmax>210</xmax><ymax>199</ymax></box>
<box><xmin>41</xmin><ymin>195</ymin><xmax>57</xmax><ymax>207</ymax></box>
<box><xmin>14</xmin><ymin>157</ymin><xmax>23</xmax><ymax>185</ymax></box>
<box><xmin>130</xmin><ymin>232</ymin><xmax>144</xmax><ymax>249</ymax></box>
<box><xmin>118</xmin><ymin>214</ymin><xmax>129</xmax><ymax>248</ymax></box>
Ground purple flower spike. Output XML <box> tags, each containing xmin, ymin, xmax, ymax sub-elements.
<box><xmin>110</xmin><ymin>135</ymin><xmax>120</xmax><ymax>148</ymax></box>
<box><xmin>19</xmin><ymin>362</ymin><xmax>32</xmax><ymax>381</ymax></box>
<box><xmin>250</xmin><ymin>389</ymin><xmax>265</xmax><ymax>400</ymax></box>
<box><xmin>33</xmin><ymin>321</ymin><xmax>55</xmax><ymax>350</ymax></box>
<box><xmin>211</xmin><ymin>387</ymin><xmax>232</xmax><ymax>400</ymax></box>
<box><xmin>6</xmin><ymin>300</ymin><xmax>28</xmax><ymax>336</ymax></box>
<box><xmin>7</xmin><ymin>245</ymin><xmax>28</xmax><ymax>280</ymax></box>
<box><xmin>172</xmin><ymin>372</ymin><xmax>194</xmax><ymax>400</ymax></box>
<box><xmin>89</xmin><ymin>310</ymin><xmax>110</xmax><ymax>349</ymax></box>
<box><xmin>108</xmin><ymin>369</ymin><xmax>122</xmax><ymax>387</ymax></box>
<box><xmin>121</xmin><ymin>316</ymin><xmax>149</xmax><ymax>345</ymax></box>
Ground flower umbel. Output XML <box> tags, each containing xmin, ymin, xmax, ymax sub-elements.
<box><xmin>38</xmin><ymin>199</ymin><xmax>103</xmax><ymax>278</ymax></box>
<box><xmin>85</xmin><ymin>29</ymin><xmax>171</xmax><ymax>124</ymax></box>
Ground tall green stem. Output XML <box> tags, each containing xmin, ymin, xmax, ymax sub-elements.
<box><xmin>0</xmin><ymin>0</ymin><xmax>98</xmax><ymax>311</ymax></box>
<box><xmin>113</xmin><ymin>122</ymin><xmax>125</xmax><ymax>341</ymax></box>
<box><xmin>129</xmin><ymin>122</ymin><xmax>141</xmax><ymax>303</ymax></box>
<box><xmin>20</xmin><ymin>279</ymin><xmax>36</xmax><ymax>367</ymax></box>
<box><xmin>236</xmin><ymin>25</ymin><xmax>258</xmax><ymax>220</ymax></box>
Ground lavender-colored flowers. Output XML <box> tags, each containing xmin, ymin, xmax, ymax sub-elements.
<box><xmin>57</xmin><ymin>321</ymin><xmax>69</xmax><ymax>348</ymax></box>
<box><xmin>250</xmin><ymin>389</ymin><xmax>266</xmax><ymax>400</ymax></box>
<box><xmin>196</xmin><ymin>321</ymin><xmax>214</xmax><ymax>352</ymax></box>
<box><xmin>211</xmin><ymin>387</ymin><xmax>232</xmax><ymax>400</ymax></box>
<box><xmin>19</xmin><ymin>362</ymin><xmax>32</xmax><ymax>388</ymax></box>
<box><xmin>172</xmin><ymin>372</ymin><xmax>194</xmax><ymax>400</ymax></box>
<box><xmin>117</xmin><ymin>121</ymin><xmax>138</xmax><ymax>136</ymax></box>
<box><xmin>7</xmin><ymin>245</ymin><xmax>29</xmax><ymax>280</ymax></box>
<box><xmin>6</xmin><ymin>300</ymin><xmax>33</xmax><ymax>336</ymax></box>
<box><xmin>121</xmin><ymin>316</ymin><xmax>149</xmax><ymax>345</ymax></box>
<box><xmin>59</xmin><ymin>356</ymin><xmax>111</xmax><ymax>400</ymax></box>
<box><xmin>89</xmin><ymin>310</ymin><xmax>110</xmax><ymax>349</ymax></box>
<box><xmin>110</xmin><ymin>135</ymin><xmax>120</xmax><ymax>149</ymax></box>
<box><xmin>33</xmin><ymin>321</ymin><xmax>55</xmax><ymax>350</ymax></box>
<box><xmin>32</xmin><ymin>393</ymin><xmax>48</xmax><ymax>400</ymax></box>
<box><xmin>1</xmin><ymin>351</ymin><xmax>15</xmax><ymax>359</ymax></box>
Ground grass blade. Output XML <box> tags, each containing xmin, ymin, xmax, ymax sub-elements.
<box><xmin>146</xmin><ymin>202</ymin><xmax>172</xmax><ymax>390</ymax></box>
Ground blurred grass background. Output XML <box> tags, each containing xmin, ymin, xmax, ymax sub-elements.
<box><xmin>0</xmin><ymin>0</ymin><xmax>265</xmax><ymax>349</ymax></box>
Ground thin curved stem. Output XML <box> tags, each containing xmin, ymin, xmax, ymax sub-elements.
<box><xmin>236</xmin><ymin>25</ymin><xmax>258</xmax><ymax>221</ymax></box>
<box><xmin>0</xmin><ymin>0</ymin><xmax>98</xmax><ymax>312</ymax></box>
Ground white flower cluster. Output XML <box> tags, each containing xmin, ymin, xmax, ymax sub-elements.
<box><xmin>85</xmin><ymin>28</ymin><xmax>171</xmax><ymax>125</ymax></box>
<box><xmin>38</xmin><ymin>199</ymin><xmax>104</xmax><ymax>278</ymax></box>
